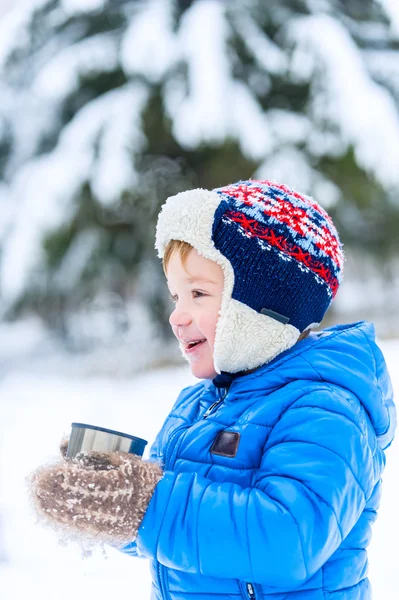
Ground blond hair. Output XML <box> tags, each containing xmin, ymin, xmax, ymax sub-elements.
<box><xmin>162</xmin><ymin>239</ymin><xmax>193</xmax><ymax>275</ymax></box>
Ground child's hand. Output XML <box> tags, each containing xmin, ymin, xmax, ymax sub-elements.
<box><xmin>29</xmin><ymin>450</ymin><xmax>163</xmax><ymax>546</ymax></box>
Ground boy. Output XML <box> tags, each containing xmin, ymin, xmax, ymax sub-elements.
<box><xmin>31</xmin><ymin>180</ymin><xmax>396</xmax><ymax>600</ymax></box>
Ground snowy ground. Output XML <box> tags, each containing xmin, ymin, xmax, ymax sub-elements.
<box><xmin>0</xmin><ymin>329</ymin><xmax>397</xmax><ymax>599</ymax></box>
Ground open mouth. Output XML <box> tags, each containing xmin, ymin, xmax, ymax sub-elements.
<box><xmin>185</xmin><ymin>339</ymin><xmax>206</xmax><ymax>353</ymax></box>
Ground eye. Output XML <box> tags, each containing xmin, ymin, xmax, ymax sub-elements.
<box><xmin>168</xmin><ymin>293</ymin><xmax>178</xmax><ymax>304</ymax></box>
<box><xmin>193</xmin><ymin>290</ymin><xmax>206</xmax><ymax>299</ymax></box>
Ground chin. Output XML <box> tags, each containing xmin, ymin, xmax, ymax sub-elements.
<box><xmin>190</xmin><ymin>363</ymin><xmax>218</xmax><ymax>380</ymax></box>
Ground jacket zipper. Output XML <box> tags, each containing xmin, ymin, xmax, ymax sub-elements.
<box><xmin>204</xmin><ymin>392</ymin><xmax>256</xmax><ymax>600</ymax></box>
<box><xmin>245</xmin><ymin>582</ymin><xmax>257</xmax><ymax>599</ymax></box>
<box><xmin>239</xmin><ymin>580</ymin><xmax>257</xmax><ymax>599</ymax></box>
<box><xmin>157</xmin><ymin>387</ymin><xmax>228</xmax><ymax>599</ymax></box>
<box><xmin>157</xmin><ymin>423</ymin><xmax>189</xmax><ymax>600</ymax></box>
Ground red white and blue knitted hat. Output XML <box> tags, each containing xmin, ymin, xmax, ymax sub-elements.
<box><xmin>155</xmin><ymin>179</ymin><xmax>344</xmax><ymax>374</ymax></box>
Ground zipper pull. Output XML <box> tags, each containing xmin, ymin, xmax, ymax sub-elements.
<box><xmin>202</xmin><ymin>389</ymin><xmax>227</xmax><ymax>419</ymax></box>
<box><xmin>246</xmin><ymin>582</ymin><xmax>256</xmax><ymax>599</ymax></box>
<box><xmin>202</xmin><ymin>399</ymin><xmax>223</xmax><ymax>419</ymax></box>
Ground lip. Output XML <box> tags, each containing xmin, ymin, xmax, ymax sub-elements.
<box><xmin>183</xmin><ymin>339</ymin><xmax>206</xmax><ymax>354</ymax></box>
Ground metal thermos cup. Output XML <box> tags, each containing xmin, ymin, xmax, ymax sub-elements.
<box><xmin>66</xmin><ymin>422</ymin><xmax>148</xmax><ymax>459</ymax></box>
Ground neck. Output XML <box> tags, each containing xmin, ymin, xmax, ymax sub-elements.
<box><xmin>213</xmin><ymin>366</ymin><xmax>259</xmax><ymax>389</ymax></box>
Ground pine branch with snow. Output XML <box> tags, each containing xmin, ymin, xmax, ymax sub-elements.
<box><xmin>0</xmin><ymin>0</ymin><xmax>398</xmax><ymax>341</ymax></box>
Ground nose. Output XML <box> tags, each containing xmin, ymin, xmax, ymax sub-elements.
<box><xmin>169</xmin><ymin>304</ymin><xmax>192</xmax><ymax>328</ymax></box>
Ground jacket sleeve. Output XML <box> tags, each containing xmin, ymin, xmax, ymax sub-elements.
<box><xmin>135</xmin><ymin>389</ymin><xmax>375</xmax><ymax>589</ymax></box>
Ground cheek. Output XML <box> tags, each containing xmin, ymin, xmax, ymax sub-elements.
<box><xmin>199</xmin><ymin>311</ymin><xmax>220</xmax><ymax>346</ymax></box>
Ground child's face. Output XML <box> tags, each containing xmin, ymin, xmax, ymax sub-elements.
<box><xmin>166</xmin><ymin>248</ymin><xmax>224</xmax><ymax>379</ymax></box>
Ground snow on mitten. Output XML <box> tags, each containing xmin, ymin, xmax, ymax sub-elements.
<box><xmin>29</xmin><ymin>450</ymin><xmax>163</xmax><ymax>546</ymax></box>
<box><xmin>59</xmin><ymin>437</ymin><xmax>69</xmax><ymax>458</ymax></box>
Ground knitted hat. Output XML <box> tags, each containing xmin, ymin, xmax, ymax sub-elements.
<box><xmin>155</xmin><ymin>179</ymin><xmax>344</xmax><ymax>374</ymax></box>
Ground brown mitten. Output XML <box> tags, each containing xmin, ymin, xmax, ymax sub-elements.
<box><xmin>29</xmin><ymin>450</ymin><xmax>163</xmax><ymax>546</ymax></box>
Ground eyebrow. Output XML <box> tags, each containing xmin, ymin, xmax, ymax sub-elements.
<box><xmin>167</xmin><ymin>276</ymin><xmax>218</xmax><ymax>286</ymax></box>
<box><xmin>185</xmin><ymin>276</ymin><xmax>218</xmax><ymax>285</ymax></box>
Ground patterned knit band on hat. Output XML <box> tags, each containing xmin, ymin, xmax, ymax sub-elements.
<box><xmin>155</xmin><ymin>179</ymin><xmax>344</xmax><ymax>374</ymax></box>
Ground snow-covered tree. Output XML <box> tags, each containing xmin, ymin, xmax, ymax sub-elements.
<box><xmin>0</xmin><ymin>0</ymin><xmax>399</xmax><ymax>344</ymax></box>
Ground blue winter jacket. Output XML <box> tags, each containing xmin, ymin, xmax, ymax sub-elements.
<box><xmin>122</xmin><ymin>321</ymin><xmax>396</xmax><ymax>600</ymax></box>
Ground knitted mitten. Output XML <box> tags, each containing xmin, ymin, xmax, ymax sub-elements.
<box><xmin>29</xmin><ymin>450</ymin><xmax>163</xmax><ymax>546</ymax></box>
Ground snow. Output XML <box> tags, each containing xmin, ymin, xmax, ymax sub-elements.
<box><xmin>90</xmin><ymin>83</ymin><xmax>149</xmax><ymax>206</ymax></box>
<box><xmin>52</xmin><ymin>228</ymin><xmax>103</xmax><ymax>292</ymax></box>
<box><xmin>120</xmin><ymin>0</ymin><xmax>178</xmax><ymax>83</ymax></box>
<box><xmin>0</xmin><ymin>348</ymin><xmax>196</xmax><ymax>600</ymax></box>
<box><xmin>365</xmin><ymin>49</ymin><xmax>399</xmax><ymax>99</ymax></box>
<box><xmin>170</xmin><ymin>0</ymin><xmax>234</xmax><ymax>147</ymax></box>
<box><xmin>377</xmin><ymin>0</ymin><xmax>399</xmax><ymax>37</ymax></box>
<box><xmin>0</xmin><ymin>86</ymin><xmax>57</xmax><ymax>176</ymax></box>
<box><xmin>235</xmin><ymin>13</ymin><xmax>288</xmax><ymax>76</ymax></box>
<box><xmin>256</xmin><ymin>146</ymin><xmax>342</xmax><ymax>208</ymax></box>
<box><xmin>287</xmin><ymin>14</ymin><xmax>399</xmax><ymax>192</ymax></box>
<box><xmin>257</xmin><ymin>147</ymin><xmax>315</xmax><ymax>192</ymax></box>
<box><xmin>0</xmin><ymin>317</ymin><xmax>51</xmax><ymax>363</ymax></box>
<box><xmin>331</xmin><ymin>255</ymin><xmax>399</xmax><ymax>338</ymax></box>
<box><xmin>1</xmin><ymin>0</ymin><xmax>399</xmax><ymax>315</ymax></box>
<box><xmin>61</xmin><ymin>0</ymin><xmax>106</xmax><ymax>16</ymax></box>
<box><xmin>34</xmin><ymin>33</ymin><xmax>120</xmax><ymax>101</ymax></box>
<box><xmin>230</xmin><ymin>82</ymin><xmax>273</xmax><ymax>160</ymax></box>
<box><xmin>0</xmin><ymin>321</ymin><xmax>397</xmax><ymax>599</ymax></box>
<box><xmin>0</xmin><ymin>182</ymin><xmax>13</xmax><ymax>240</ymax></box>
<box><xmin>0</xmin><ymin>82</ymin><xmax>149</xmax><ymax>309</ymax></box>
<box><xmin>267</xmin><ymin>109</ymin><xmax>311</xmax><ymax>146</ymax></box>
<box><xmin>165</xmin><ymin>0</ymin><xmax>273</xmax><ymax>158</ymax></box>
<box><xmin>0</xmin><ymin>149</ymin><xmax>86</xmax><ymax>309</ymax></box>
<box><xmin>0</xmin><ymin>0</ymin><xmax>49</xmax><ymax>69</ymax></box>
